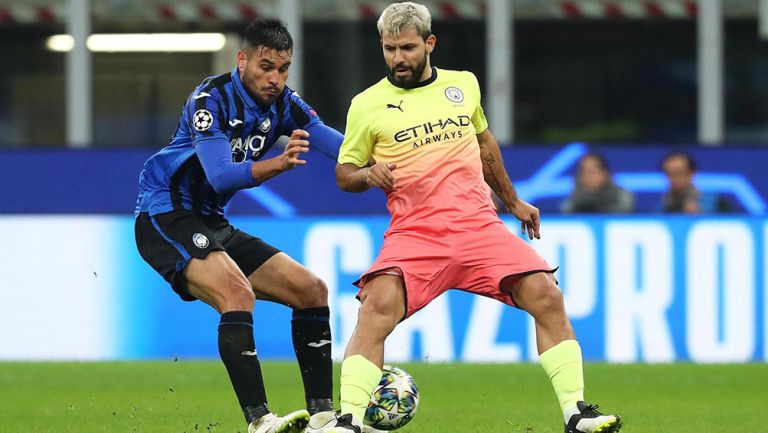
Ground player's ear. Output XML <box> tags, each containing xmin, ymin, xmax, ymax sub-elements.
<box><xmin>236</xmin><ymin>50</ymin><xmax>248</xmax><ymax>71</ymax></box>
<box><xmin>425</xmin><ymin>34</ymin><xmax>436</xmax><ymax>53</ymax></box>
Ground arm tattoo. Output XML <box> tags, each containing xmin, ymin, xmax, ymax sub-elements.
<box><xmin>483</xmin><ymin>152</ymin><xmax>503</xmax><ymax>193</ymax></box>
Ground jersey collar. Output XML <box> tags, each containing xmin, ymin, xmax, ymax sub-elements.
<box><xmin>386</xmin><ymin>66</ymin><xmax>438</xmax><ymax>89</ymax></box>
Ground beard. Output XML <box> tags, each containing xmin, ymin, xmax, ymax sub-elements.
<box><xmin>241</xmin><ymin>73</ymin><xmax>281</xmax><ymax>106</ymax></box>
<box><xmin>388</xmin><ymin>55</ymin><xmax>428</xmax><ymax>88</ymax></box>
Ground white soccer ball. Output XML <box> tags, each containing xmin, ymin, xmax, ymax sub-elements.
<box><xmin>364</xmin><ymin>365</ymin><xmax>420</xmax><ymax>431</ymax></box>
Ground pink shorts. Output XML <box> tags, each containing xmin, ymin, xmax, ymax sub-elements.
<box><xmin>355</xmin><ymin>219</ymin><xmax>555</xmax><ymax>318</ymax></box>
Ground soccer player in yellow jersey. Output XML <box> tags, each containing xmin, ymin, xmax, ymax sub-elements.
<box><xmin>312</xmin><ymin>3</ymin><xmax>622</xmax><ymax>433</ymax></box>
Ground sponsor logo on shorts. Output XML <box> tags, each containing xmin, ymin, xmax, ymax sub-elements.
<box><xmin>192</xmin><ymin>233</ymin><xmax>209</xmax><ymax>249</ymax></box>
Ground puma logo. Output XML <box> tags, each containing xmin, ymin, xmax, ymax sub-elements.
<box><xmin>386</xmin><ymin>100</ymin><xmax>404</xmax><ymax>112</ymax></box>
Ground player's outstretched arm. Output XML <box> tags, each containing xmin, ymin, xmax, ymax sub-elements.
<box><xmin>249</xmin><ymin>129</ymin><xmax>310</xmax><ymax>184</ymax></box>
<box><xmin>196</xmin><ymin>138</ymin><xmax>260</xmax><ymax>194</ymax></box>
<box><xmin>477</xmin><ymin>129</ymin><xmax>540</xmax><ymax>239</ymax></box>
<box><xmin>336</xmin><ymin>161</ymin><xmax>397</xmax><ymax>193</ymax></box>
<box><xmin>305</xmin><ymin>122</ymin><xmax>343</xmax><ymax>161</ymax></box>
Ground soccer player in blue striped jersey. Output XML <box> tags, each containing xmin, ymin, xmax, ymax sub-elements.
<box><xmin>135</xmin><ymin>19</ymin><xmax>342</xmax><ymax>433</ymax></box>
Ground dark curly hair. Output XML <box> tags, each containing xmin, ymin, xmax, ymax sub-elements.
<box><xmin>242</xmin><ymin>18</ymin><xmax>293</xmax><ymax>53</ymax></box>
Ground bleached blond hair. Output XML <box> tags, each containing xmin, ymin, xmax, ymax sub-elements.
<box><xmin>377</xmin><ymin>2</ymin><xmax>432</xmax><ymax>40</ymax></box>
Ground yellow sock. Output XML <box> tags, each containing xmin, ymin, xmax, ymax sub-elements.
<box><xmin>539</xmin><ymin>340</ymin><xmax>585</xmax><ymax>414</ymax></box>
<box><xmin>339</xmin><ymin>355</ymin><xmax>382</xmax><ymax>420</ymax></box>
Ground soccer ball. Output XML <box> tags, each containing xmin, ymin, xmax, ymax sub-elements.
<box><xmin>364</xmin><ymin>365</ymin><xmax>420</xmax><ymax>431</ymax></box>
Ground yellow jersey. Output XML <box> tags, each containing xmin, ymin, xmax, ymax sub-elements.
<box><xmin>339</xmin><ymin>68</ymin><xmax>494</xmax><ymax>232</ymax></box>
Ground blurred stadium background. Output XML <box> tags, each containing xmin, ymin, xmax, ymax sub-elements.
<box><xmin>1</xmin><ymin>0</ymin><xmax>767</xmax><ymax>368</ymax></box>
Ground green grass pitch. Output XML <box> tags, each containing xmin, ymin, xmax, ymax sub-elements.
<box><xmin>0</xmin><ymin>361</ymin><xmax>765</xmax><ymax>433</ymax></box>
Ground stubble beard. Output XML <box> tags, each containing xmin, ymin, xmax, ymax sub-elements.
<box><xmin>388</xmin><ymin>55</ymin><xmax>428</xmax><ymax>88</ymax></box>
<box><xmin>241</xmin><ymin>72</ymin><xmax>280</xmax><ymax>106</ymax></box>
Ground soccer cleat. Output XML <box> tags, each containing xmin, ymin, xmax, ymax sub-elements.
<box><xmin>248</xmin><ymin>410</ymin><xmax>310</xmax><ymax>433</ymax></box>
<box><xmin>305</xmin><ymin>411</ymin><xmax>382</xmax><ymax>433</ymax></box>
<box><xmin>564</xmin><ymin>401</ymin><xmax>622</xmax><ymax>433</ymax></box>
<box><xmin>314</xmin><ymin>413</ymin><xmax>362</xmax><ymax>433</ymax></box>
<box><xmin>305</xmin><ymin>410</ymin><xmax>337</xmax><ymax>433</ymax></box>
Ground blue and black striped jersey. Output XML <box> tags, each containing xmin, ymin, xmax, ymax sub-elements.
<box><xmin>136</xmin><ymin>67</ymin><xmax>321</xmax><ymax>216</ymax></box>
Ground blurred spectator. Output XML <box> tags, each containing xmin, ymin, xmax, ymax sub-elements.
<box><xmin>660</xmin><ymin>152</ymin><xmax>731</xmax><ymax>213</ymax></box>
<box><xmin>561</xmin><ymin>153</ymin><xmax>634</xmax><ymax>213</ymax></box>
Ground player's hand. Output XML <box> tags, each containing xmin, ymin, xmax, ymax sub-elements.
<box><xmin>366</xmin><ymin>162</ymin><xmax>397</xmax><ymax>191</ymax></box>
<box><xmin>281</xmin><ymin>129</ymin><xmax>310</xmax><ymax>170</ymax></box>
<box><xmin>509</xmin><ymin>199</ymin><xmax>540</xmax><ymax>240</ymax></box>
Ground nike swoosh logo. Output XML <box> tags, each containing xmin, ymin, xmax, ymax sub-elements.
<box><xmin>194</xmin><ymin>92</ymin><xmax>212</xmax><ymax>100</ymax></box>
<box><xmin>307</xmin><ymin>340</ymin><xmax>331</xmax><ymax>348</ymax></box>
<box><xmin>229</xmin><ymin>119</ymin><xmax>243</xmax><ymax>127</ymax></box>
<box><xmin>241</xmin><ymin>350</ymin><xmax>258</xmax><ymax>356</ymax></box>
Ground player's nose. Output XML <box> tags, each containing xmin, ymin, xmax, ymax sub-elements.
<box><xmin>393</xmin><ymin>48</ymin><xmax>405</xmax><ymax>63</ymax></box>
<box><xmin>266</xmin><ymin>69</ymin><xmax>282</xmax><ymax>84</ymax></box>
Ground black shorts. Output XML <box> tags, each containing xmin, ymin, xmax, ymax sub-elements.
<box><xmin>135</xmin><ymin>210</ymin><xmax>280</xmax><ymax>301</ymax></box>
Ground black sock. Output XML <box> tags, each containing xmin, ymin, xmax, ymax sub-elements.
<box><xmin>292</xmin><ymin>306</ymin><xmax>333</xmax><ymax>414</ymax></box>
<box><xmin>218</xmin><ymin>311</ymin><xmax>269</xmax><ymax>424</ymax></box>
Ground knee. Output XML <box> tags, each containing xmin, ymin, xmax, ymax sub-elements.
<box><xmin>513</xmin><ymin>274</ymin><xmax>565</xmax><ymax>316</ymax></box>
<box><xmin>291</xmin><ymin>274</ymin><xmax>328</xmax><ymax>309</ymax></box>
<box><xmin>359</xmin><ymin>293</ymin><xmax>400</xmax><ymax>324</ymax></box>
<box><xmin>539</xmin><ymin>283</ymin><xmax>565</xmax><ymax>311</ymax></box>
<box><xmin>354</xmin><ymin>297</ymin><xmax>400</xmax><ymax>339</ymax></box>
<box><xmin>222</xmin><ymin>274</ymin><xmax>255</xmax><ymax>310</ymax></box>
<box><xmin>528</xmin><ymin>280</ymin><xmax>565</xmax><ymax>315</ymax></box>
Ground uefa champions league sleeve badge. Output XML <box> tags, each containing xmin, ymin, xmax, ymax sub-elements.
<box><xmin>193</xmin><ymin>109</ymin><xmax>214</xmax><ymax>131</ymax></box>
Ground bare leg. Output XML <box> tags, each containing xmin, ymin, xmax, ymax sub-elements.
<box><xmin>344</xmin><ymin>274</ymin><xmax>406</xmax><ymax>366</ymax></box>
<box><xmin>246</xmin><ymin>253</ymin><xmax>333</xmax><ymax>415</ymax></box>
<box><xmin>185</xmin><ymin>250</ymin><xmax>255</xmax><ymax>313</ymax></box>
<box><xmin>246</xmin><ymin>252</ymin><xmax>328</xmax><ymax>309</ymax></box>
<box><xmin>184</xmin><ymin>252</ymin><xmax>273</xmax><ymax>424</ymax></box>
<box><xmin>336</xmin><ymin>274</ymin><xmax>406</xmax><ymax>426</ymax></box>
<box><xmin>504</xmin><ymin>271</ymin><xmax>574</xmax><ymax>354</ymax></box>
<box><xmin>503</xmin><ymin>272</ymin><xmax>625</xmax><ymax>432</ymax></box>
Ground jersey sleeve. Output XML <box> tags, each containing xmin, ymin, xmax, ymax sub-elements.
<box><xmin>188</xmin><ymin>87</ymin><xmax>229</xmax><ymax>144</ymax></box>
<box><xmin>467</xmin><ymin>72</ymin><xmax>489</xmax><ymax>135</ymax></box>
<box><xmin>338</xmin><ymin>96</ymin><xmax>374</xmax><ymax>167</ymax></box>
<box><xmin>281</xmin><ymin>89</ymin><xmax>322</xmax><ymax>135</ymax></box>
<box><xmin>306</xmin><ymin>122</ymin><xmax>343</xmax><ymax>161</ymax></box>
<box><xmin>187</xmin><ymin>87</ymin><xmax>259</xmax><ymax>193</ymax></box>
<box><xmin>195</xmin><ymin>139</ymin><xmax>259</xmax><ymax>193</ymax></box>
